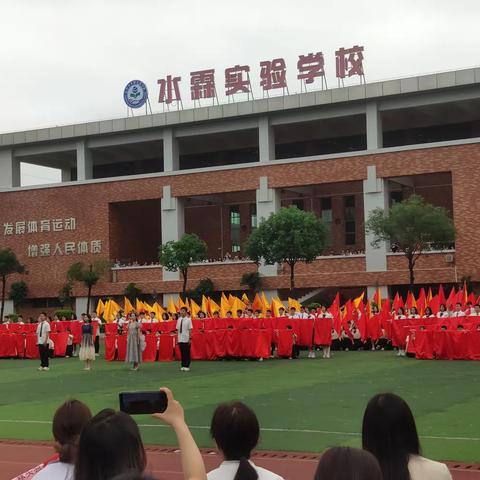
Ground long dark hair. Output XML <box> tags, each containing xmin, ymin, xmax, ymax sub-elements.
<box><xmin>52</xmin><ymin>399</ymin><xmax>92</xmax><ymax>464</ymax></box>
<box><xmin>211</xmin><ymin>402</ymin><xmax>260</xmax><ymax>480</ymax></box>
<box><xmin>314</xmin><ymin>447</ymin><xmax>383</xmax><ymax>480</ymax></box>
<box><xmin>362</xmin><ymin>393</ymin><xmax>420</xmax><ymax>480</ymax></box>
<box><xmin>75</xmin><ymin>409</ymin><xmax>146</xmax><ymax>480</ymax></box>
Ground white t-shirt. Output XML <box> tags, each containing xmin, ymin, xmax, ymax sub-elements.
<box><xmin>208</xmin><ymin>460</ymin><xmax>284</xmax><ymax>480</ymax></box>
<box><xmin>32</xmin><ymin>461</ymin><xmax>74</xmax><ymax>480</ymax></box>
<box><xmin>36</xmin><ymin>321</ymin><xmax>51</xmax><ymax>345</ymax></box>
<box><xmin>176</xmin><ymin>316</ymin><xmax>193</xmax><ymax>343</ymax></box>
<box><xmin>408</xmin><ymin>455</ymin><xmax>452</xmax><ymax>480</ymax></box>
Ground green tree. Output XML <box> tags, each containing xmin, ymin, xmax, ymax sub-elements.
<box><xmin>240</xmin><ymin>271</ymin><xmax>261</xmax><ymax>293</ymax></box>
<box><xmin>159</xmin><ymin>234</ymin><xmax>207</xmax><ymax>293</ymax></box>
<box><xmin>366</xmin><ymin>194</ymin><xmax>455</xmax><ymax>291</ymax></box>
<box><xmin>186</xmin><ymin>277</ymin><xmax>215</xmax><ymax>304</ymax></box>
<box><xmin>245</xmin><ymin>206</ymin><xmax>327</xmax><ymax>291</ymax></box>
<box><xmin>9</xmin><ymin>281</ymin><xmax>28</xmax><ymax>311</ymax></box>
<box><xmin>0</xmin><ymin>249</ymin><xmax>25</xmax><ymax>321</ymax></box>
<box><xmin>58</xmin><ymin>282</ymin><xmax>74</xmax><ymax>309</ymax></box>
<box><xmin>67</xmin><ymin>259</ymin><xmax>111</xmax><ymax>313</ymax></box>
<box><xmin>124</xmin><ymin>282</ymin><xmax>142</xmax><ymax>302</ymax></box>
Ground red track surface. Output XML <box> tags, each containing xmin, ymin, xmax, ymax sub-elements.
<box><xmin>1</xmin><ymin>440</ymin><xmax>479</xmax><ymax>480</ymax></box>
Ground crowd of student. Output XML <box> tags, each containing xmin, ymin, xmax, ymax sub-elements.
<box><xmin>22</xmin><ymin>390</ymin><xmax>452</xmax><ymax>480</ymax></box>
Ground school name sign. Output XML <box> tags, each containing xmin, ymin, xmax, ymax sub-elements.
<box><xmin>123</xmin><ymin>45</ymin><xmax>365</xmax><ymax>108</ymax></box>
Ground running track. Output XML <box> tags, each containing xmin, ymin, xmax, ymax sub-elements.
<box><xmin>1</xmin><ymin>441</ymin><xmax>479</xmax><ymax>479</ymax></box>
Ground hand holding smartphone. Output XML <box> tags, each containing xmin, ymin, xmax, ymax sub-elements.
<box><xmin>119</xmin><ymin>391</ymin><xmax>168</xmax><ymax>415</ymax></box>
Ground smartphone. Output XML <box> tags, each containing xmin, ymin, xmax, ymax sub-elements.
<box><xmin>119</xmin><ymin>391</ymin><xmax>168</xmax><ymax>415</ymax></box>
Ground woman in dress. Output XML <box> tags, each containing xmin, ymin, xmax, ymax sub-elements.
<box><xmin>126</xmin><ymin>313</ymin><xmax>141</xmax><ymax>370</ymax></box>
<box><xmin>79</xmin><ymin>314</ymin><xmax>95</xmax><ymax>371</ymax></box>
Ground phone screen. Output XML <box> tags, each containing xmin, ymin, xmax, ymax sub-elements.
<box><xmin>119</xmin><ymin>391</ymin><xmax>168</xmax><ymax>415</ymax></box>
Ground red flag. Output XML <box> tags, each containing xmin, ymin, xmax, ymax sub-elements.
<box><xmin>405</xmin><ymin>291</ymin><xmax>416</xmax><ymax>310</ymax></box>
<box><xmin>427</xmin><ymin>287</ymin><xmax>433</xmax><ymax>304</ymax></box>
<box><xmin>329</xmin><ymin>292</ymin><xmax>341</xmax><ymax>314</ymax></box>
<box><xmin>333</xmin><ymin>309</ymin><xmax>342</xmax><ymax>336</ymax></box>
<box><xmin>468</xmin><ymin>292</ymin><xmax>476</xmax><ymax>305</ymax></box>
<box><xmin>438</xmin><ymin>285</ymin><xmax>446</xmax><ymax>307</ymax></box>
<box><xmin>446</xmin><ymin>287</ymin><xmax>456</xmax><ymax>309</ymax></box>
<box><xmin>429</xmin><ymin>294</ymin><xmax>440</xmax><ymax>314</ymax></box>
<box><xmin>392</xmin><ymin>292</ymin><xmax>403</xmax><ymax>312</ymax></box>
<box><xmin>342</xmin><ymin>300</ymin><xmax>354</xmax><ymax>339</ymax></box>
<box><xmin>416</xmin><ymin>288</ymin><xmax>427</xmax><ymax>316</ymax></box>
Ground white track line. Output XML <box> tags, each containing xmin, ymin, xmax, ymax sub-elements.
<box><xmin>0</xmin><ymin>419</ymin><xmax>478</xmax><ymax>442</ymax></box>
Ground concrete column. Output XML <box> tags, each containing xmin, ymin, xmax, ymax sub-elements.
<box><xmin>163</xmin><ymin>128</ymin><xmax>179</xmax><ymax>172</ymax></box>
<box><xmin>75</xmin><ymin>297</ymin><xmax>89</xmax><ymax>319</ymax></box>
<box><xmin>258</xmin><ymin>116</ymin><xmax>275</xmax><ymax>162</ymax></box>
<box><xmin>262</xmin><ymin>289</ymin><xmax>279</xmax><ymax>303</ymax></box>
<box><xmin>161</xmin><ymin>185</ymin><xmax>185</xmax><ymax>281</ymax></box>
<box><xmin>2</xmin><ymin>300</ymin><xmax>14</xmax><ymax>316</ymax></box>
<box><xmin>256</xmin><ymin>176</ymin><xmax>280</xmax><ymax>277</ymax></box>
<box><xmin>0</xmin><ymin>149</ymin><xmax>20</xmax><ymax>189</ymax></box>
<box><xmin>61</xmin><ymin>167</ymin><xmax>72</xmax><ymax>182</ymax></box>
<box><xmin>367</xmin><ymin>285</ymin><xmax>389</xmax><ymax>304</ymax></box>
<box><xmin>366</xmin><ymin>101</ymin><xmax>383</xmax><ymax>149</ymax></box>
<box><xmin>363</xmin><ymin>165</ymin><xmax>389</xmax><ymax>272</ymax></box>
<box><xmin>76</xmin><ymin>141</ymin><xmax>93</xmax><ymax>180</ymax></box>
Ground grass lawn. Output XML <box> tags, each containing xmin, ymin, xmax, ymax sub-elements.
<box><xmin>0</xmin><ymin>351</ymin><xmax>478</xmax><ymax>462</ymax></box>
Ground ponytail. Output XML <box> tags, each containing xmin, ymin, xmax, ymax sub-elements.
<box><xmin>233</xmin><ymin>457</ymin><xmax>258</xmax><ymax>480</ymax></box>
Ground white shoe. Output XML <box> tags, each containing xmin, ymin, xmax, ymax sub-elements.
<box><xmin>43</xmin><ymin>367</ymin><xmax>49</xmax><ymax>371</ymax></box>
<box><xmin>258</xmin><ymin>357</ymin><xmax>263</xmax><ymax>362</ymax></box>
<box><xmin>184</xmin><ymin>367</ymin><xmax>190</xmax><ymax>371</ymax></box>
<box><xmin>180</xmin><ymin>367</ymin><xmax>186</xmax><ymax>371</ymax></box>
<box><xmin>38</xmin><ymin>367</ymin><xmax>43</xmax><ymax>371</ymax></box>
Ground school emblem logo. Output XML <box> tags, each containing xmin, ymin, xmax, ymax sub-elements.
<box><xmin>123</xmin><ymin>80</ymin><xmax>148</xmax><ymax>108</ymax></box>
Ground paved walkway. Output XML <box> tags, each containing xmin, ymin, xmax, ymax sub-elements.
<box><xmin>1</xmin><ymin>440</ymin><xmax>479</xmax><ymax>480</ymax></box>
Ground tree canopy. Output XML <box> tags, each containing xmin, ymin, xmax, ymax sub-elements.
<box><xmin>9</xmin><ymin>281</ymin><xmax>28</xmax><ymax>310</ymax></box>
<box><xmin>366</xmin><ymin>194</ymin><xmax>455</xmax><ymax>289</ymax></box>
<box><xmin>67</xmin><ymin>259</ymin><xmax>111</xmax><ymax>313</ymax></box>
<box><xmin>245</xmin><ymin>206</ymin><xmax>327</xmax><ymax>290</ymax></box>
<box><xmin>159</xmin><ymin>233</ymin><xmax>207</xmax><ymax>292</ymax></box>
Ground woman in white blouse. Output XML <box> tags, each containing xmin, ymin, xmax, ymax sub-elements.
<box><xmin>362</xmin><ymin>393</ymin><xmax>452</xmax><ymax>480</ymax></box>
<box><xmin>208</xmin><ymin>402</ymin><xmax>284</xmax><ymax>480</ymax></box>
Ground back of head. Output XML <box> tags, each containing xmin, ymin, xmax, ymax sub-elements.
<box><xmin>314</xmin><ymin>447</ymin><xmax>383</xmax><ymax>480</ymax></box>
<box><xmin>52</xmin><ymin>400</ymin><xmax>92</xmax><ymax>463</ymax></box>
<box><xmin>362</xmin><ymin>393</ymin><xmax>420</xmax><ymax>480</ymax></box>
<box><xmin>75</xmin><ymin>409</ymin><xmax>146</xmax><ymax>480</ymax></box>
<box><xmin>52</xmin><ymin>399</ymin><xmax>92</xmax><ymax>464</ymax></box>
<box><xmin>211</xmin><ymin>402</ymin><xmax>259</xmax><ymax>480</ymax></box>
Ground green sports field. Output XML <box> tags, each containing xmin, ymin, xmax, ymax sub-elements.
<box><xmin>0</xmin><ymin>352</ymin><xmax>479</xmax><ymax>462</ymax></box>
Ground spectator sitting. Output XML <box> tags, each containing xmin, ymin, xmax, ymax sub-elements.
<box><xmin>75</xmin><ymin>388</ymin><xmax>205</xmax><ymax>480</ymax></box>
<box><xmin>362</xmin><ymin>393</ymin><xmax>452</xmax><ymax>480</ymax></box>
<box><xmin>314</xmin><ymin>446</ymin><xmax>382</xmax><ymax>480</ymax></box>
<box><xmin>33</xmin><ymin>399</ymin><xmax>92</xmax><ymax>480</ymax></box>
<box><xmin>208</xmin><ymin>401</ymin><xmax>284</xmax><ymax>480</ymax></box>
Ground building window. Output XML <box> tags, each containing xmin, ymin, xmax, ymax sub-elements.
<box><xmin>291</xmin><ymin>198</ymin><xmax>304</xmax><ymax>210</ymax></box>
<box><xmin>320</xmin><ymin>197</ymin><xmax>332</xmax><ymax>245</ymax></box>
<box><xmin>250</xmin><ymin>203</ymin><xmax>257</xmax><ymax>229</ymax></box>
<box><xmin>344</xmin><ymin>195</ymin><xmax>356</xmax><ymax>245</ymax></box>
<box><xmin>390</xmin><ymin>190</ymin><xmax>403</xmax><ymax>205</ymax></box>
<box><xmin>230</xmin><ymin>206</ymin><xmax>241</xmax><ymax>253</ymax></box>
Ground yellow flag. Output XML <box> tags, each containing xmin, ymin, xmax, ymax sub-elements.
<box><xmin>201</xmin><ymin>295</ymin><xmax>209</xmax><ymax>315</ymax></box>
<box><xmin>152</xmin><ymin>302</ymin><xmax>165</xmax><ymax>320</ymax></box>
<box><xmin>288</xmin><ymin>297</ymin><xmax>301</xmax><ymax>311</ymax></box>
<box><xmin>272</xmin><ymin>297</ymin><xmax>286</xmax><ymax>317</ymax></box>
<box><xmin>220</xmin><ymin>295</ymin><xmax>230</xmax><ymax>318</ymax></box>
<box><xmin>135</xmin><ymin>298</ymin><xmax>143</xmax><ymax>312</ymax></box>
<box><xmin>242</xmin><ymin>293</ymin><xmax>250</xmax><ymax>305</ymax></box>
<box><xmin>124</xmin><ymin>297</ymin><xmax>134</xmax><ymax>315</ymax></box>
<box><xmin>167</xmin><ymin>297</ymin><xmax>177</xmax><ymax>315</ymax></box>
<box><xmin>261</xmin><ymin>292</ymin><xmax>270</xmax><ymax>311</ymax></box>
<box><xmin>209</xmin><ymin>298</ymin><xmax>220</xmax><ymax>316</ymax></box>
<box><xmin>353</xmin><ymin>291</ymin><xmax>365</xmax><ymax>309</ymax></box>
<box><xmin>96</xmin><ymin>299</ymin><xmax>105</xmax><ymax>317</ymax></box>
<box><xmin>190</xmin><ymin>299</ymin><xmax>201</xmax><ymax>318</ymax></box>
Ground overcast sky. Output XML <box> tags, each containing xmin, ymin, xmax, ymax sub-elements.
<box><xmin>2</xmin><ymin>0</ymin><xmax>479</xmax><ymax>185</ymax></box>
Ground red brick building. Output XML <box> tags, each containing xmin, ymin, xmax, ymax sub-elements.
<box><xmin>1</xmin><ymin>67</ymin><xmax>479</xmax><ymax>317</ymax></box>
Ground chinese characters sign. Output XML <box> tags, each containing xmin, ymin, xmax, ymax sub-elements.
<box><xmin>2</xmin><ymin>217</ymin><xmax>103</xmax><ymax>258</ymax></box>
<box><xmin>150</xmin><ymin>46</ymin><xmax>365</xmax><ymax>105</ymax></box>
